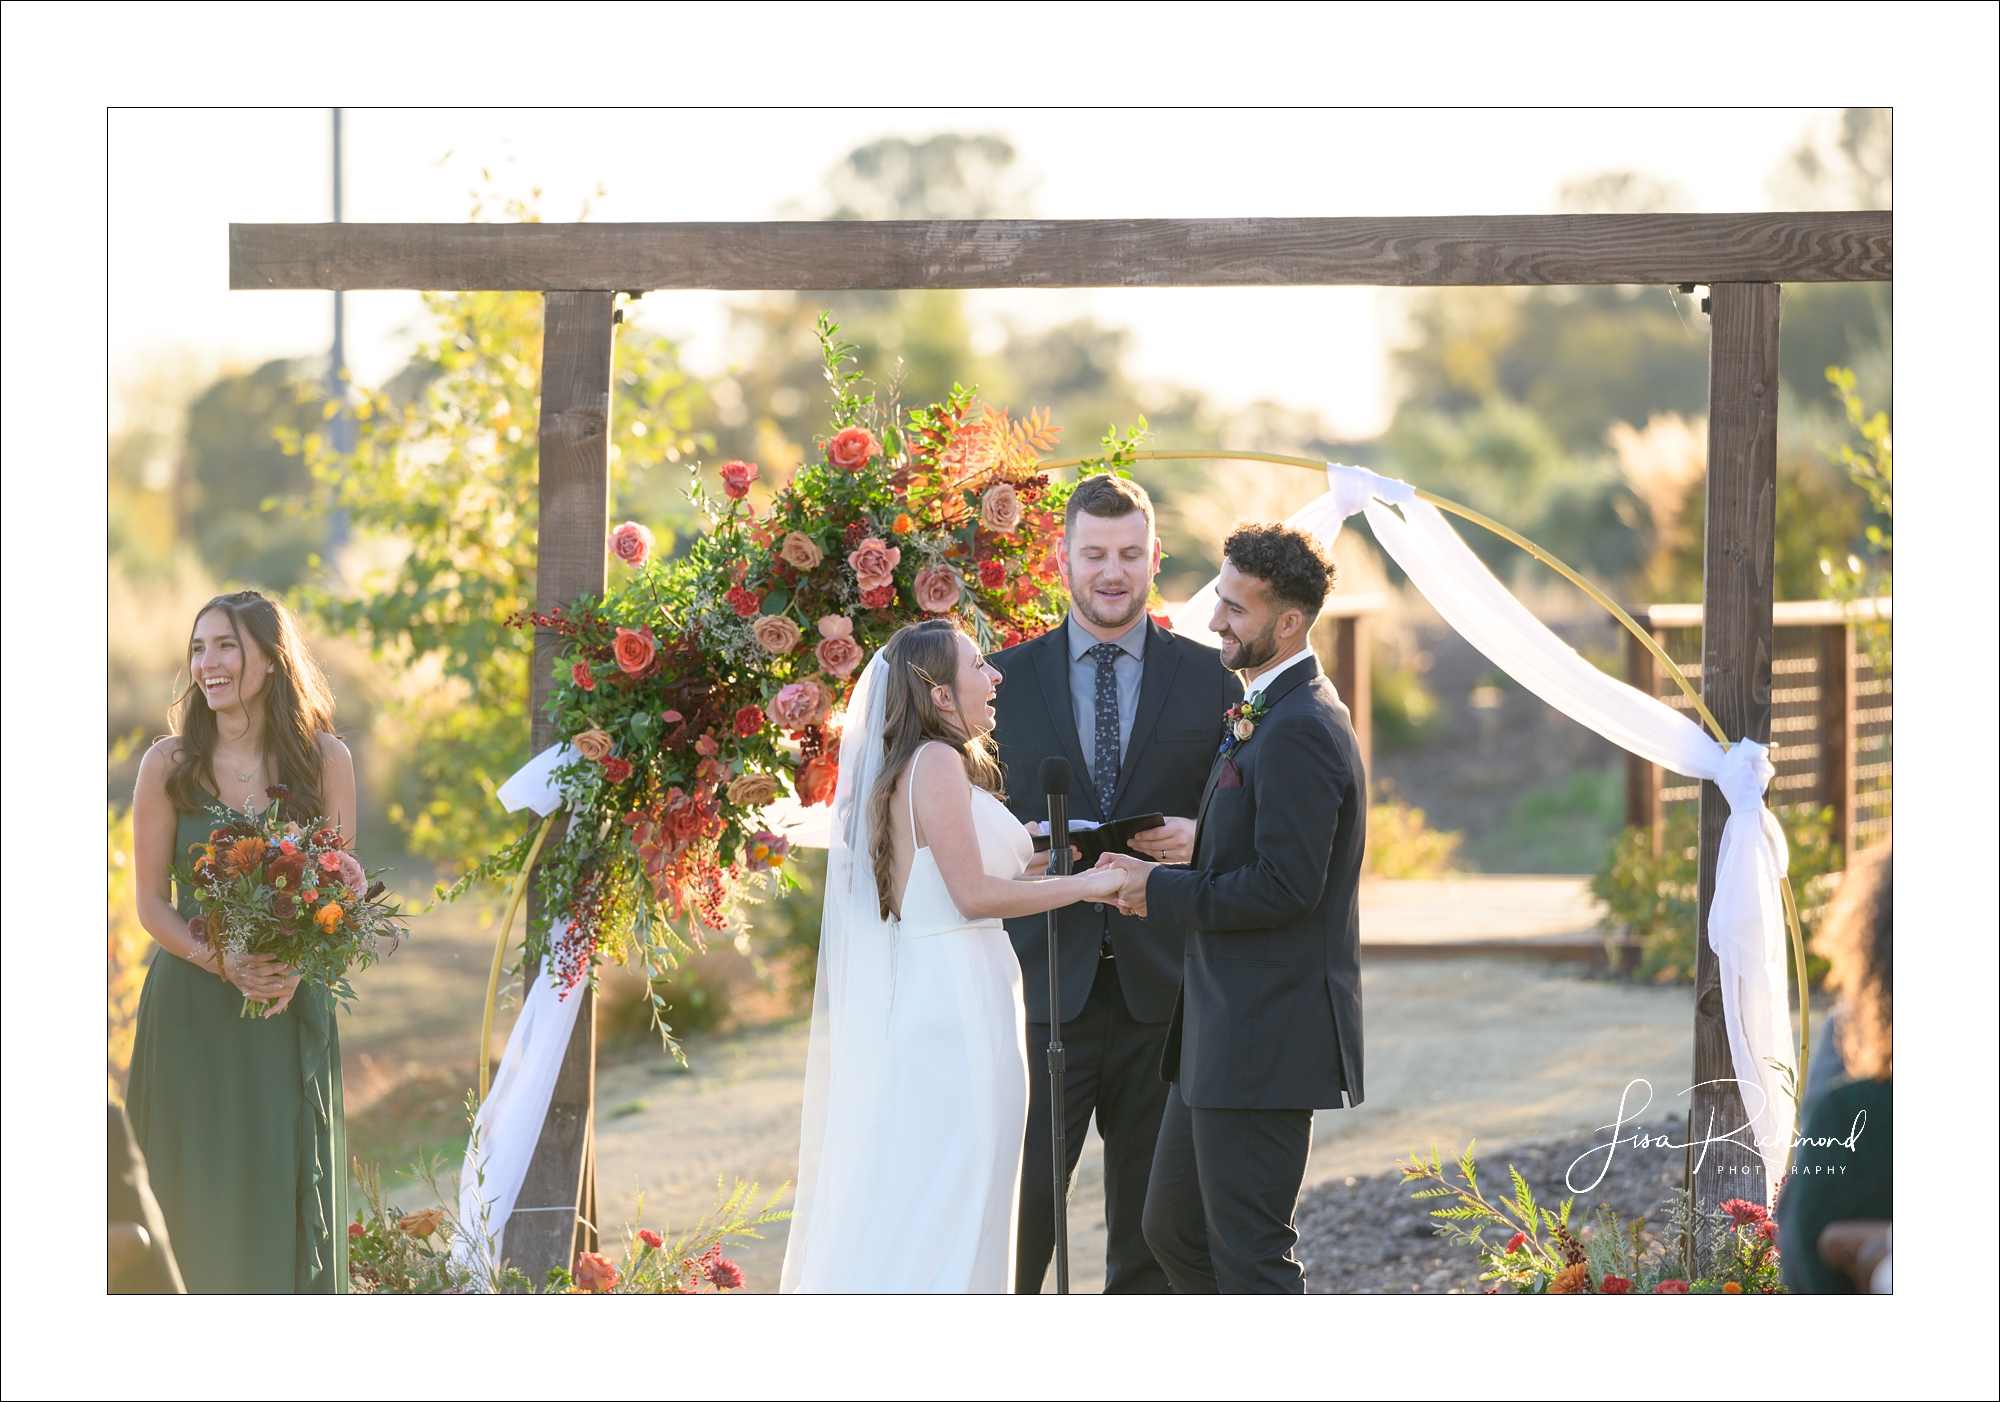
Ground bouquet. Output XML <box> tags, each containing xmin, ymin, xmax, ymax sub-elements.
<box><xmin>179</xmin><ymin>785</ymin><xmax>407</xmax><ymax>1016</ymax></box>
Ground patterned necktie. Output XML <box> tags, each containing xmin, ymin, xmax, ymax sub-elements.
<box><xmin>1089</xmin><ymin>642</ymin><xmax>1123</xmax><ymax>816</ymax></box>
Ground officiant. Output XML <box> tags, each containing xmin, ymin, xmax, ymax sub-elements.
<box><xmin>988</xmin><ymin>474</ymin><xmax>1241</xmax><ymax>1294</ymax></box>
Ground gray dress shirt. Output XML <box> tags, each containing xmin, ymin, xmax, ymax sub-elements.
<box><xmin>1067</xmin><ymin>611</ymin><xmax>1147</xmax><ymax>784</ymax></box>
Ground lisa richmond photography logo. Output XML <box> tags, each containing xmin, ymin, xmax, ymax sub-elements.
<box><xmin>1564</xmin><ymin>1079</ymin><xmax>1871</xmax><ymax>1194</ymax></box>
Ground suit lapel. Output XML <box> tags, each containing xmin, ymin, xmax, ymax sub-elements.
<box><xmin>1107</xmin><ymin>621</ymin><xmax>1181</xmax><ymax>814</ymax></box>
<box><xmin>1188</xmin><ymin>654</ymin><xmax>1323</xmax><ymax>859</ymax></box>
<box><xmin>1033</xmin><ymin>622</ymin><xmax>1097</xmax><ymax>819</ymax></box>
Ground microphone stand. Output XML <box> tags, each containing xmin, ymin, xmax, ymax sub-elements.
<box><xmin>1044</xmin><ymin>780</ymin><xmax>1071</xmax><ymax>1295</ymax></box>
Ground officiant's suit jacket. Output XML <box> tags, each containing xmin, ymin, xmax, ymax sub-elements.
<box><xmin>988</xmin><ymin>617</ymin><xmax>1242</xmax><ymax>1025</ymax></box>
<box><xmin>1147</xmin><ymin>654</ymin><xmax>1367</xmax><ymax>1110</ymax></box>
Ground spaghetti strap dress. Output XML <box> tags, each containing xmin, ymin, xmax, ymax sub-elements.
<box><xmin>125</xmin><ymin>799</ymin><xmax>347</xmax><ymax>1293</ymax></box>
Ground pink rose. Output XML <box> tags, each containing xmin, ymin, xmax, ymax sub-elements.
<box><xmin>816</xmin><ymin>633</ymin><xmax>863</xmax><ymax>677</ymax></box>
<box><xmin>979</xmin><ymin>483</ymin><xmax>1022</xmax><ymax>534</ymax></box>
<box><xmin>613</xmin><ymin>626</ymin><xmax>657</xmax><ymax>676</ymax></box>
<box><xmin>827</xmin><ymin>427</ymin><xmax>878</xmax><ymax>472</ymax></box>
<box><xmin>333</xmin><ymin>850</ymin><xmax>367</xmax><ymax>899</ymax></box>
<box><xmin>847</xmin><ymin>537</ymin><xmax>901</xmax><ymax>591</ymax></box>
<box><xmin>608</xmin><ymin>521</ymin><xmax>654</xmax><ymax>567</ymax></box>
<box><xmin>817</xmin><ymin>614</ymin><xmax>853</xmax><ymax>639</ymax></box>
<box><xmin>770</xmin><ymin>679</ymin><xmax>833</xmax><ymax>730</ymax></box>
<box><xmin>720</xmin><ymin>460</ymin><xmax>759</xmax><ymax>499</ymax></box>
<box><xmin>572</xmin><ymin>728</ymin><xmax>614</xmax><ymax>762</ymax></box>
<box><xmin>913</xmin><ymin>564</ymin><xmax>962</xmax><ymax>614</ymax></box>
<box><xmin>779</xmin><ymin>531</ymin><xmax>823</xmax><ymax>571</ymax></box>
<box><xmin>751</xmin><ymin>614</ymin><xmax>802</xmax><ymax>655</ymax></box>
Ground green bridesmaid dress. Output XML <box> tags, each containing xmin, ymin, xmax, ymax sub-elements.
<box><xmin>126</xmin><ymin>799</ymin><xmax>347</xmax><ymax>1293</ymax></box>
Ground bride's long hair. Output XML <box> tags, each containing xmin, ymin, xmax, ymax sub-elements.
<box><xmin>867</xmin><ymin>619</ymin><xmax>1004</xmax><ymax>916</ymax></box>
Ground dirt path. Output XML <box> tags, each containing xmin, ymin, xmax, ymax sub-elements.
<box><xmin>588</xmin><ymin>956</ymin><xmax>1696</xmax><ymax>1293</ymax></box>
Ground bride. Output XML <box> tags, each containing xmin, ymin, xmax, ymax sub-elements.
<box><xmin>781</xmin><ymin>619</ymin><xmax>1125</xmax><ymax>1292</ymax></box>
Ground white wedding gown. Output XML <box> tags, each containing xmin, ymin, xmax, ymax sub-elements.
<box><xmin>782</xmin><ymin>718</ymin><xmax>1034</xmax><ymax>1294</ymax></box>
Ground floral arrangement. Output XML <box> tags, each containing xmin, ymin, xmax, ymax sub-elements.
<box><xmin>1399</xmin><ymin>1143</ymin><xmax>1786</xmax><ymax>1294</ymax></box>
<box><xmin>551</xmin><ymin>1180</ymin><xmax>788</xmax><ymax>1295</ymax></box>
<box><xmin>454</xmin><ymin>316</ymin><xmax>1152</xmax><ymax>1040</ymax></box>
<box><xmin>178</xmin><ymin>785</ymin><xmax>406</xmax><ymax>1016</ymax></box>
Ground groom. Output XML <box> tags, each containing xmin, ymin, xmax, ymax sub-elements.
<box><xmin>1099</xmin><ymin>523</ymin><xmax>1366</xmax><ymax>1294</ymax></box>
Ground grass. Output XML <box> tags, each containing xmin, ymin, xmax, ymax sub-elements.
<box><xmin>1461</xmin><ymin>763</ymin><xmax>1626</xmax><ymax>874</ymax></box>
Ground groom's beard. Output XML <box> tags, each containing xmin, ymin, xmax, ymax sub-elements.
<box><xmin>1222</xmin><ymin>617</ymin><xmax>1281</xmax><ymax>674</ymax></box>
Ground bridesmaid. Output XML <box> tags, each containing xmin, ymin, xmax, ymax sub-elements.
<box><xmin>127</xmin><ymin>590</ymin><xmax>355</xmax><ymax>1293</ymax></box>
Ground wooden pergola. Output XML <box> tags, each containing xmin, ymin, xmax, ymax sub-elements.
<box><xmin>232</xmin><ymin>211</ymin><xmax>1891</xmax><ymax>1283</ymax></box>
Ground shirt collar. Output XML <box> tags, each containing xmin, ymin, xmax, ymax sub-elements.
<box><xmin>1244</xmin><ymin>645</ymin><xmax>1315</xmax><ymax>697</ymax></box>
<box><xmin>1067</xmin><ymin>611</ymin><xmax>1148</xmax><ymax>663</ymax></box>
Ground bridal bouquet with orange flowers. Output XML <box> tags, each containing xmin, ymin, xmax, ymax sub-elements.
<box><xmin>178</xmin><ymin>785</ymin><xmax>408</xmax><ymax>1016</ymax></box>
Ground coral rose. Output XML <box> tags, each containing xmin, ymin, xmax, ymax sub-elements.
<box><xmin>572</xmin><ymin>728</ymin><xmax>614</xmax><ymax>762</ymax></box>
<box><xmin>798</xmin><ymin>751</ymin><xmax>839</xmax><ymax>806</ymax></box>
<box><xmin>573</xmin><ymin>1251</ymin><xmax>620</xmax><ymax>1294</ymax></box>
<box><xmin>601</xmin><ymin>757</ymin><xmax>634</xmax><ymax>783</ymax></box>
<box><xmin>725</xmin><ymin>584</ymin><xmax>762</xmax><ymax>618</ymax></box>
<box><xmin>316</xmin><ymin>903</ymin><xmax>344</xmax><ymax>930</ymax></box>
<box><xmin>638</xmin><ymin>1229</ymin><xmax>664</xmax><ymax>1251</ymax></box>
<box><xmin>733</xmin><ymin>705</ymin><xmax>766</xmax><ymax>737</ymax></box>
<box><xmin>827</xmin><ymin>426</ymin><xmax>878</xmax><ymax>471</ymax></box>
<box><xmin>572</xmin><ymin>660</ymin><xmax>596</xmax><ymax>691</ymax></box>
<box><xmin>913</xmin><ymin>564</ymin><xmax>962</xmax><ymax>613</ymax></box>
<box><xmin>613</xmin><ymin>625</ymin><xmax>658</xmax><ymax>675</ymax></box>
<box><xmin>779</xmin><ymin>531</ymin><xmax>823</xmax><ymax>571</ymax></box>
<box><xmin>847</xmin><ymin>537</ymin><xmax>901</xmax><ymax>591</ymax></box>
<box><xmin>396</xmin><ymin>1208</ymin><xmax>444</xmax><ymax>1239</ymax></box>
<box><xmin>608</xmin><ymin>521</ymin><xmax>654</xmax><ymax>567</ymax></box>
<box><xmin>751</xmin><ymin>614</ymin><xmax>802</xmax><ymax>655</ymax></box>
<box><xmin>727</xmin><ymin>772</ymin><xmax>782</xmax><ymax>807</ymax></box>
<box><xmin>770</xmin><ymin>679</ymin><xmax>832</xmax><ymax>730</ymax></box>
<box><xmin>979</xmin><ymin>482</ymin><xmax>1023</xmax><ymax>534</ymax></box>
<box><xmin>719</xmin><ymin>460</ymin><xmax>759</xmax><ymax>499</ymax></box>
<box><xmin>817</xmin><ymin>614</ymin><xmax>854</xmax><ymax>640</ymax></box>
<box><xmin>1653</xmin><ymin>1279</ymin><xmax>1689</xmax><ymax>1294</ymax></box>
<box><xmin>816</xmin><ymin>633</ymin><xmax>863</xmax><ymax>678</ymax></box>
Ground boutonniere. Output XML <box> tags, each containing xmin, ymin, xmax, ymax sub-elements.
<box><xmin>1218</xmin><ymin>692</ymin><xmax>1271</xmax><ymax>761</ymax></box>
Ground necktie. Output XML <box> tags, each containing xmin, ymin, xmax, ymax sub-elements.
<box><xmin>1089</xmin><ymin>642</ymin><xmax>1122</xmax><ymax>817</ymax></box>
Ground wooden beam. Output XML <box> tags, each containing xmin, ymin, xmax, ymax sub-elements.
<box><xmin>1690</xmin><ymin>282</ymin><xmax>1781</xmax><ymax>1218</ymax></box>
<box><xmin>229</xmin><ymin>213</ymin><xmax>1891</xmax><ymax>292</ymax></box>
<box><xmin>503</xmin><ymin>290</ymin><xmax>616</xmax><ymax>1284</ymax></box>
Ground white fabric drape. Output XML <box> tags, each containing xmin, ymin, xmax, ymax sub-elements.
<box><xmin>779</xmin><ymin>651</ymin><xmax>900</xmax><ymax>1291</ymax></box>
<box><xmin>1170</xmin><ymin>463</ymin><xmax>1796</xmax><ymax>1196</ymax></box>
<box><xmin>453</xmin><ymin>917</ymin><xmax>586</xmax><ymax>1282</ymax></box>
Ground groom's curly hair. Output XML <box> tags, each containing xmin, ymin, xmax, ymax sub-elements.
<box><xmin>1223</xmin><ymin>523</ymin><xmax>1337</xmax><ymax>619</ymax></box>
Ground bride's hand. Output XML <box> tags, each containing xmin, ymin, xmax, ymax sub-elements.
<box><xmin>1078</xmin><ymin>865</ymin><xmax>1127</xmax><ymax>903</ymax></box>
<box><xmin>222</xmin><ymin>950</ymin><xmax>292</xmax><ymax>1001</ymax></box>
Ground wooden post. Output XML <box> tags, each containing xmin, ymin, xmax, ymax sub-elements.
<box><xmin>1690</xmin><ymin>282</ymin><xmax>1780</xmax><ymax>1215</ymax></box>
<box><xmin>1818</xmin><ymin>622</ymin><xmax>1854</xmax><ymax>855</ymax></box>
<box><xmin>503</xmin><ymin>290</ymin><xmax>617</xmax><ymax>1283</ymax></box>
<box><xmin>1624</xmin><ymin>627</ymin><xmax>1661</xmax><ymax>850</ymax></box>
<box><xmin>1331</xmin><ymin>614</ymin><xmax>1373</xmax><ymax>777</ymax></box>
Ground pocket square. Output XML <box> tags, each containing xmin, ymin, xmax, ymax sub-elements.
<box><xmin>1216</xmin><ymin>759</ymin><xmax>1243</xmax><ymax>788</ymax></box>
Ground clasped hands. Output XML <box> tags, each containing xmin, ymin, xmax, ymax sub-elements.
<box><xmin>1090</xmin><ymin>814</ymin><xmax>1195</xmax><ymax>917</ymax></box>
<box><xmin>222</xmin><ymin>949</ymin><xmax>302</xmax><ymax>1017</ymax></box>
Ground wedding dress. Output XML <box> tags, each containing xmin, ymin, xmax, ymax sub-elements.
<box><xmin>781</xmin><ymin>659</ymin><xmax>1034</xmax><ymax>1293</ymax></box>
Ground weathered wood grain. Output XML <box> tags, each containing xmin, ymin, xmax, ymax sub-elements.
<box><xmin>504</xmin><ymin>290</ymin><xmax>616</xmax><ymax>1284</ymax></box>
<box><xmin>230</xmin><ymin>213</ymin><xmax>1892</xmax><ymax>291</ymax></box>
<box><xmin>1690</xmin><ymin>282</ymin><xmax>1781</xmax><ymax>1216</ymax></box>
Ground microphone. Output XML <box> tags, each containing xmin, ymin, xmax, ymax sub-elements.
<box><xmin>1038</xmin><ymin>757</ymin><xmax>1073</xmax><ymax>877</ymax></box>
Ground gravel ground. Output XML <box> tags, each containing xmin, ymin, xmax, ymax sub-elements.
<box><xmin>1296</xmin><ymin>1117</ymin><xmax>1683</xmax><ymax>1294</ymax></box>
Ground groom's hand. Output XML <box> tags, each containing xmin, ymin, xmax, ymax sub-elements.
<box><xmin>1126</xmin><ymin>816</ymin><xmax>1195</xmax><ymax>865</ymax></box>
<box><xmin>1094</xmin><ymin>853</ymin><xmax>1155</xmax><ymax>917</ymax></box>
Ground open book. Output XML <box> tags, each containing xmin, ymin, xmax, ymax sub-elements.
<box><xmin>1028</xmin><ymin>812</ymin><xmax>1167</xmax><ymax>865</ymax></box>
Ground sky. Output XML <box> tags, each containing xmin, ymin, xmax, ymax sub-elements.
<box><xmin>110</xmin><ymin>107</ymin><xmax>1839</xmax><ymax>439</ymax></box>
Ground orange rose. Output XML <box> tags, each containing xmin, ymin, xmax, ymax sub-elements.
<box><xmin>612</xmin><ymin>625</ymin><xmax>657</xmax><ymax>675</ymax></box>
<box><xmin>797</xmin><ymin>751</ymin><xmax>839</xmax><ymax>806</ymax></box>
<box><xmin>751</xmin><ymin>614</ymin><xmax>802</xmax><ymax>655</ymax></box>
<box><xmin>315</xmin><ymin>902</ymin><xmax>344</xmax><ymax>930</ymax></box>
<box><xmin>726</xmin><ymin>772</ymin><xmax>782</xmax><ymax>807</ymax></box>
<box><xmin>572</xmin><ymin>728</ymin><xmax>614</xmax><ymax>762</ymax></box>
<box><xmin>396</xmin><ymin>1208</ymin><xmax>445</xmax><ymax>1238</ymax></box>
<box><xmin>573</xmin><ymin>1251</ymin><xmax>620</xmax><ymax>1293</ymax></box>
<box><xmin>979</xmin><ymin>483</ymin><xmax>1023</xmax><ymax>534</ymax></box>
<box><xmin>827</xmin><ymin>427</ymin><xmax>878</xmax><ymax>471</ymax></box>
<box><xmin>778</xmin><ymin>531</ymin><xmax>823</xmax><ymax>571</ymax></box>
<box><xmin>913</xmin><ymin>564</ymin><xmax>963</xmax><ymax>614</ymax></box>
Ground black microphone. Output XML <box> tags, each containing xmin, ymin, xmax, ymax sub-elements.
<box><xmin>1038</xmin><ymin>757</ymin><xmax>1073</xmax><ymax>877</ymax></box>
<box><xmin>1036</xmin><ymin>754</ymin><xmax>1074</xmax><ymax>1293</ymax></box>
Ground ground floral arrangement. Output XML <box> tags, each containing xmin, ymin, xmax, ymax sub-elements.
<box><xmin>178</xmin><ymin>785</ymin><xmax>406</xmax><ymax>1015</ymax></box>
<box><xmin>1401</xmin><ymin>1143</ymin><xmax>1785</xmax><ymax>1294</ymax></box>
<box><xmin>450</xmin><ymin>317</ymin><xmax>1156</xmax><ymax>1040</ymax></box>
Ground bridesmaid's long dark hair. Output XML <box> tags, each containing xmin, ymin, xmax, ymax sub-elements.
<box><xmin>165</xmin><ymin>590</ymin><xmax>340</xmax><ymax>820</ymax></box>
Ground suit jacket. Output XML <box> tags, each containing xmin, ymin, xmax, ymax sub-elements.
<box><xmin>1147</xmin><ymin>653</ymin><xmax>1367</xmax><ymax>1110</ymax></box>
<box><xmin>989</xmin><ymin>617</ymin><xmax>1242</xmax><ymax>1025</ymax></box>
